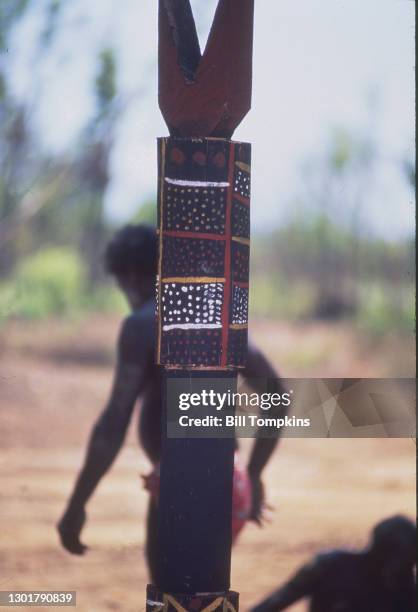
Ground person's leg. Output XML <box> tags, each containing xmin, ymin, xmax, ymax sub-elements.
<box><xmin>145</xmin><ymin>498</ymin><xmax>159</xmax><ymax>584</ymax></box>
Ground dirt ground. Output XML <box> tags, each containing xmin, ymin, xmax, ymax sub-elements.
<box><xmin>0</xmin><ymin>315</ymin><xmax>415</xmax><ymax>611</ymax></box>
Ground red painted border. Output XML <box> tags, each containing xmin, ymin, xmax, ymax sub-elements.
<box><xmin>233</xmin><ymin>281</ymin><xmax>249</xmax><ymax>289</ymax></box>
<box><xmin>220</xmin><ymin>143</ymin><xmax>235</xmax><ymax>367</ymax></box>
<box><xmin>162</xmin><ymin>229</ymin><xmax>226</xmax><ymax>241</ymax></box>
<box><xmin>233</xmin><ymin>193</ymin><xmax>250</xmax><ymax>207</ymax></box>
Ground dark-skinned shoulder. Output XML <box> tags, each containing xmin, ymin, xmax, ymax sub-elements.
<box><xmin>117</xmin><ymin>299</ymin><xmax>156</xmax><ymax>367</ymax></box>
<box><xmin>315</xmin><ymin>550</ymin><xmax>354</xmax><ymax>568</ymax></box>
<box><xmin>291</xmin><ymin>555</ymin><xmax>324</xmax><ymax>589</ymax></box>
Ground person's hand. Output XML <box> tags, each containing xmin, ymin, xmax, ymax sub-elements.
<box><xmin>248</xmin><ymin>475</ymin><xmax>273</xmax><ymax>526</ymax></box>
<box><xmin>57</xmin><ymin>505</ymin><xmax>88</xmax><ymax>555</ymax></box>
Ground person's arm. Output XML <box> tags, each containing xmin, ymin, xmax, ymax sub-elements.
<box><xmin>250</xmin><ymin>559</ymin><xmax>321</xmax><ymax>612</ymax></box>
<box><xmin>241</xmin><ymin>342</ymin><xmax>288</xmax><ymax>524</ymax></box>
<box><xmin>57</xmin><ymin>316</ymin><xmax>149</xmax><ymax>554</ymax></box>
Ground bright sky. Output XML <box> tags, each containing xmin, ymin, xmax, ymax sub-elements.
<box><xmin>9</xmin><ymin>0</ymin><xmax>415</xmax><ymax>238</ymax></box>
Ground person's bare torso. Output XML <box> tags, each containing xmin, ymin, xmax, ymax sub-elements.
<box><xmin>122</xmin><ymin>299</ymin><xmax>163</xmax><ymax>464</ymax></box>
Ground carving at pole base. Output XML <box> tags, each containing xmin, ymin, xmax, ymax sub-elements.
<box><xmin>146</xmin><ymin>585</ymin><xmax>239</xmax><ymax>612</ymax></box>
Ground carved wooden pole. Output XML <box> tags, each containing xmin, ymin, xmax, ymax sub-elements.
<box><xmin>147</xmin><ymin>3</ymin><xmax>254</xmax><ymax>610</ymax></box>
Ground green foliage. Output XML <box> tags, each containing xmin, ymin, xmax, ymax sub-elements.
<box><xmin>0</xmin><ymin>246</ymin><xmax>131</xmax><ymax>322</ymax></box>
<box><xmin>250</xmin><ymin>275</ymin><xmax>316</xmax><ymax>320</ymax></box>
<box><xmin>95</xmin><ymin>48</ymin><xmax>117</xmax><ymax>111</ymax></box>
<box><xmin>1</xmin><ymin>247</ymin><xmax>85</xmax><ymax>319</ymax></box>
<box><xmin>131</xmin><ymin>199</ymin><xmax>157</xmax><ymax>225</ymax></box>
<box><xmin>0</xmin><ymin>0</ymin><xmax>30</xmax><ymax>51</ymax></box>
<box><xmin>41</xmin><ymin>1</ymin><xmax>63</xmax><ymax>46</ymax></box>
<box><xmin>250</xmin><ymin>219</ymin><xmax>414</xmax><ymax>335</ymax></box>
<box><xmin>0</xmin><ymin>72</ymin><xmax>6</xmax><ymax>101</ymax></box>
<box><xmin>330</xmin><ymin>128</ymin><xmax>352</xmax><ymax>172</ymax></box>
<box><xmin>357</xmin><ymin>283</ymin><xmax>414</xmax><ymax>336</ymax></box>
<box><xmin>83</xmin><ymin>284</ymin><xmax>128</xmax><ymax>316</ymax></box>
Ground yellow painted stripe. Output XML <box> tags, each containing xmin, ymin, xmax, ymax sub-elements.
<box><xmin>232</xmin><ymin>236</ymin><xmax>250</xmax><ymax>246</ymax></box>
<box><xmin>165</xmin><ymin>364</ymin><xmax>238</xmax><ymax>371</ymax></box>
<box><xmin>163</xmin><ymin>595</ymin><xmax>187</xmax><ymax>612</ymax></box>
<box><xmin>229</xmin><ymin>323</ymin><xmax>248</xmax><ymax>330</ymax></box>
<box><xmin>201</xmin><ymin>597</ymin><xmax>224</xmax><ymax>612</ymax></box>
<box><xmin>235</xmin><ymin>161</ymin><xmax>251</xmax><ymax>173</ymax></box>
<box><xmin>161</xmin><ymin>276</ymin><xmax>225</xmax><ymax>284</ymax></box>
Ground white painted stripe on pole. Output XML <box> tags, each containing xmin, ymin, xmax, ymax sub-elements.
<box><xmin>163</xmin><ymin>323</ymin><xmax>222</xmax><ymax>331</ymax></box>
<box><xmin>165</xmin><ymin>177</ymin><xmax>230</xmax><ymax>188</ymax></box>
<box><xmin>146</xmin><ymin>600</ymin><xmax>164</xmax><ymax>607</ymax></box>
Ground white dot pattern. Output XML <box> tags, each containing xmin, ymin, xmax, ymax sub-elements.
<box><xmin>233</xmin><ymin>169</ymin><xmax>251</xmax><ymax>199</ymax></box>
<box><xmin>161</xmin><ymin>282</ymin><xmax>224</xmax><ymax>329</ymax></box>
<box><xmin>231</xmin><ymin>286</ymin><xmax>249</xmax><ymax>325</ymax></box>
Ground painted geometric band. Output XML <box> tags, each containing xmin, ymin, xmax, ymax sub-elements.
<box><xmin>163</xmin><ymin>323</ymin><xmax>222</xmax><ymax>331</ymax></box>
<box><xmin>231</xmin><ymin>236</ymin><xmax>250</xmax><ymax>246</ymax></box>
<box><xmin>165</xmin><ymin>177</ymin><xmax>230</xmax><ymax>188</ymax></box>
<box><xmin>156</xmin><ymin>137</ymin><xmax>251</xmax><ymax>368</ymax></box>
<box><xmin>162</xmin><ymin>276</ymin><xmax>226</xmax><ymax>283</ymax></box>
<box><xmin>235</xmin><ymin>161</ymin><xmax>251</xmax><ymax>173</ymax></box>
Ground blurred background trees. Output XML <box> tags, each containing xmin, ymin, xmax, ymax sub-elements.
<box><xmin>0</xmin><ymin>0</ymin><xmax>414</xmax><ymax>338</ymax></box>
